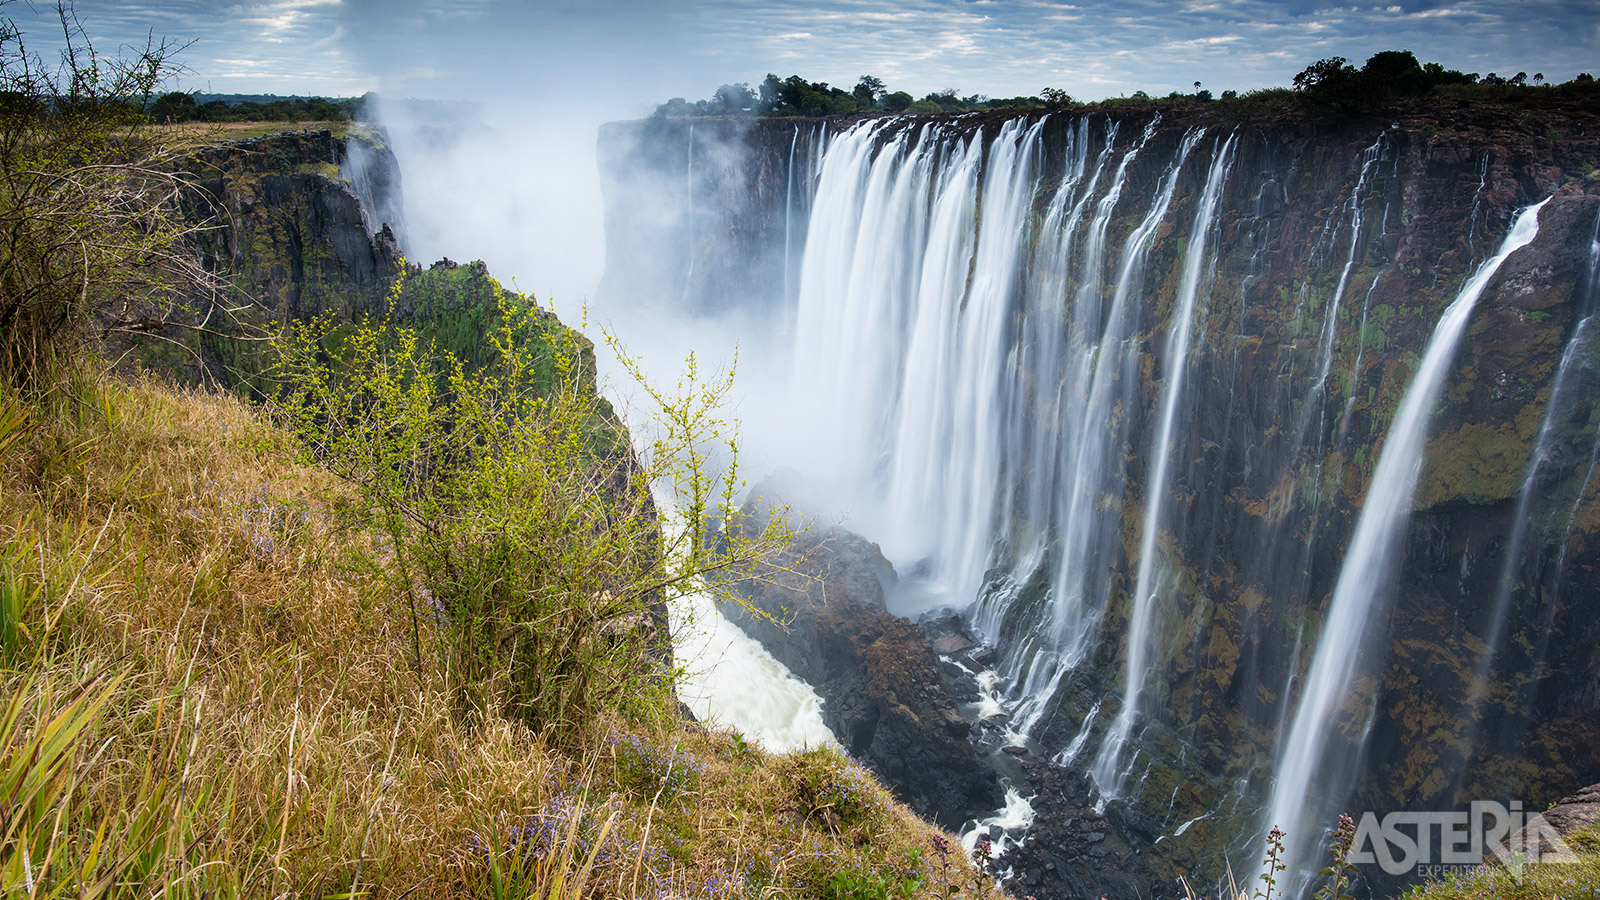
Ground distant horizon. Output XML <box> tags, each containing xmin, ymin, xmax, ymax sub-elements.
<box><xmin>7</xmin><ymin>2</ymin><xmax>1596</xmax><ymax>117</ymax></box>
<box><xmin>158</xmin><ymin>61</ymin><xmax>1600</xmax><ymax>117</ymax></box>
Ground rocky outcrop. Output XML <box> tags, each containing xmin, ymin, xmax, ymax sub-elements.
<box><xmin>185</xmin><ymin>129</ymin><xmax>405</xmax><ymax>318</ymax></box>
<box><xmin>1002</xmin><ymin>763</ymin><xmax>1167</xmax><ymax>900</ymax></box>
<box><xmin>720</xmin><ymin>487</ymin><xmax>1002</xmax><ymax>828</ymax></box>
<box><xmin>1534</xmin><ymin>783</ymin><xmax>1600</xmax><ymax>839</ymax></box>
<box><xmin>1491</xmin><ymin>782</ymin><xmax>1600</xmax><ymax>867</ymax></box>
<box><xmin>119</xmin><ymin>129</ymin><xmax>407</xmax><ymax>385</ymax></box>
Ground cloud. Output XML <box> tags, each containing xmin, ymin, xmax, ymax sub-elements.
<box><xmin>11</xmin><ymin>1</ymin><xmax>1596</xmax><ymax>115</ymax></box>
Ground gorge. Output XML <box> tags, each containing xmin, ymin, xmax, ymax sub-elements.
<box><xmin>593</xmin><ymin>99</ymin><xmax>1600</xmax><ymax>899</ymax></box>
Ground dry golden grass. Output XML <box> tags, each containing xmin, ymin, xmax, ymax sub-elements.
<box><xmin>0</xmin><ymin>372</ymin><xmax>988</xmax><ymax>900</ymax></box>
<box><xmin>144</xmin><ymin>119</ymin><xmax>357</xmax><ymax>147</ymax></box>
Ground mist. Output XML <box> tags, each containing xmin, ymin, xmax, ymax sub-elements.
<box><xmin>333</xmin><ymin>1</ymin><xmax>690</xmax><ymax>303</ymax></box>
<box><xmin>330</xmin><ymin>1</ymin><xmax>834</xmax><ymax>521</ymax></box>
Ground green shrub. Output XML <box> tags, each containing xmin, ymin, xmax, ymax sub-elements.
<box><xmin>272</xmin><ymin>270</ymin><xmax>785</xmax><ymax>739</ymax></box>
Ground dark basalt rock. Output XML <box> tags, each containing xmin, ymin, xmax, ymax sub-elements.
<box><xmin>720</xmin><ymin>483</ymin><xmax>1003</xmax><ymax>828</ymax></box>
<box><xmin>1001</xmin><ymin>761</ymin><xmax>1169</xmax><ymax>900</ymax></box>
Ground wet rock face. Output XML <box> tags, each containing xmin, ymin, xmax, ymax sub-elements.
<box><xmin>184</xmin><ymin>130</ymin><xmax>405</xmax><ymax>324</ymax></box>
<box><xmin>604</xmin><ymin>101</ymin><xmax>1600</xmax><ymax>896</ymax></box>
<box><xmin>125</xmin><ymin>129</ymin><xmax>408</xmax><ymax>386</ymax></box>
<box><xmin>721</xmin><ymin>497</ymin><xmax>1002</xmax><ymax>828</ymax></box>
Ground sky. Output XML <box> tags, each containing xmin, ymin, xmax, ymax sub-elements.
<box><xmin>9</xmin><ymin>0</ymin><xmax>1598</xmax><ymax>109</ymax></box>
<box><xmin>6</xmin><ymin>0</ymin><xmax>1594</xmax><ymax>343</ymax></box>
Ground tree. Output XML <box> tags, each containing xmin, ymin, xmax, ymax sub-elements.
<box><xmin>852</xmin><ymin>75</ymin><xmax>885</xmax><ymax>108</ymax></box>
<box><xmin>0</xmin><ymin>6</ymin><xmax>219</xmax><ymax>384</ymax></box>
<box><xmin>882</xmin><ymin>90</ymin><xmax>914</xmax><ymax>112</ymax></box>
<box><xmin>1293</xmin><ymin>56</ymin><xmax>1356</xmax><ymax>91</ymax></box>
<box><xmin>1292</xmin><ymin>55</ymin><xmax>1373</xmax><ymax>112</ymax></box>
<box><xmin>1363</xmin><ymin>50</ymin><xmax>1420</xmax><ymax>79</ymax></box>
<box><xmin>149</xmin><ymin>89</ymin><xmax>199</xmax><ymax>122</ymax></box>
<box><xmin>1040</xmin><ymin>87</ymin><xmax>1072</xmax><ymax>106</ymax></box>
<box><xmin>709</xmin><ymin>82</ymin><xmax>755</xmax><ymax>115</ymax></box>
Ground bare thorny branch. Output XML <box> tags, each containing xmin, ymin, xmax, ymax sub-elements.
<box><xmin>0</xmin><ymin>2</ymin><xmax>255</xmax><ymax>385</ymax></box>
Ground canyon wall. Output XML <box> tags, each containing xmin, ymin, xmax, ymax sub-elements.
<box><xmin>596</xmin><ymin>99</ymin><xmax>1600</xmax><ymax>897</ymax></box>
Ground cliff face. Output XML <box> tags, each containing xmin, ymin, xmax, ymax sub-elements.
<box><xmin>596</xmin><ymin>116</ymin><xmax>821</xmax><ymax>318</ymax></box>
<box><xmin>596</xmin><ymin>99</ymin><xmax>1600</xmax><ymax>898</ymax></box>
<box><xmin>189</xmin><ymin>130</ymin><xmax>405</xmax><ymax>314</ymax></box>
<box><xmin>115</xmin><ymin>129</ymin><xmax>407</xmax><ymax>384</ymax></box>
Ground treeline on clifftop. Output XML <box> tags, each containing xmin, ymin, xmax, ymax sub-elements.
<box><xmin>654</xmin><ymin>49</ymin><xmax>1600</xmax><ymax>119</ymax></box>
<box><xmin>148</xmin><ymin>90</ymin><xmax>371</xmax><ymax>123</ymax></box>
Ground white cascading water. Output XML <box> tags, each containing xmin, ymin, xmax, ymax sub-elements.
<box><xmin>991</xmin><ymin>120</ymin><xmax>1116</xmax><ymax>732</ymax></box>
<box><xmin>1296</xmin><ymin>137</ymin><xmax>1389</xmax><ymax>540</ymax></box>
<box><xmin>670</xmin><ymin>589</ymin><xmax>840</xmax><ymax>751</ymax></box>
<box><xmin>1262</xmin><ymin>198</ymin><xmax>1549</xmax><ymax>895</ymax></box>
<box><xmin>787</xmin><ymin>116</ymin><xmax>1259</xmax><ymax>755</ymax></box>
<box><xmin>1009</xmin><ymin>118</ymin><xmax>1177</xmax><ymax>706</ymax></box>
<box><xmin>970</xmin><ymin>117</ymin><xmax>1165</xmax><ymax>721</ymax></box>
<box><xmin>1556</xmin><ymin>212</ymin><xmax>1600</xmax><ymax>562</ymax></box>
<box><xmin>788</xmin><ymin>118</ymin><xmax>1051</xmax><ymax>614</ymax></box>
<box><xmin>652</xmin><ymin>487</ymin><xmax>839</xmax><ymax>752</ymax></box>
<box><xmin>1091</xmin><ymin>132</ymin><xmax>1238</xmax><ymax>798</ymax></box>
<box><xmin>1461</xmin><ymin>206</ymin><xmax>1600</xmax><ymax>758</ymax></box>
<box><xmin>1479</xmin><ymin>322</ymin><xmax>1595</xmax><ymax>676</ymax></box>
<box><xmin>888</xmin><ymin>116</ymin><xmax>1047</xmax><ymax>604</ymax></box>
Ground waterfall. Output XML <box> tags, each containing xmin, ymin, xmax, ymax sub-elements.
<box><xmin>1262</xmin><ymin>198</ymin><xmax>1549</xmax><ymax>896</ymax></box>
<box><xmin>340</xmin><ymin>137</ymin><xmax>408</xmax><ymax>249</ymax></box>
<box><xmin>597</xmin><ymin>106</ymin><xmax>1600</xmax><ymax>900</ymax></box>
<box><xmin>1092</xmin><ymin>132</ymin><xmax>1238</xmax><ymax>798</ymax></box>
<box><xmin>1480</xmin><ymin>319</ymin><xmax>1596</xmax><ymax>684</ymax></box>
<box><xmin>1301</xmin><ymin>137</ymin><xmax>1388</xmax><ymax>547</ymax></box>
<box><xmin>1460</xmin><ymin>204</ymin><xmax>1600</xmax><ymax>767</ymax></box>
<box><xmin>1556</xmin><ymin>211</ymin><xmax>1600</xmax><ymax>561</ymax></box>
<box><xmin>783</xmin><ymin>124</ymin><xmax>799</xmax><ymax>306</ymax></box>
<box><xmin>787</xmin><ymin>117</ymin><xmax>1053</xmax><ymax>614</ymax></box>
<box><xmin>989</xmin><ymin>117</ymin><xmax>1104</xmax><ymax>730</ymax></box>
<box><xmin>1341</xmin><ymin>148</ymin><xmax>1399</xmax><ymax>430</ymax></box>
<box><xmin>887</xmin><ymin>117</ymin><xmax>1047</xmax><ymax>604</ymax></box>
<box><xmin>968</xmin><ymin>118</ymin><xmax>1162</xmax><ymax>715</ymax></box>
<box><xmin>681</xmin><ymin>123</ymin><xmax>696</xmax><ymax>304</ymax></box>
